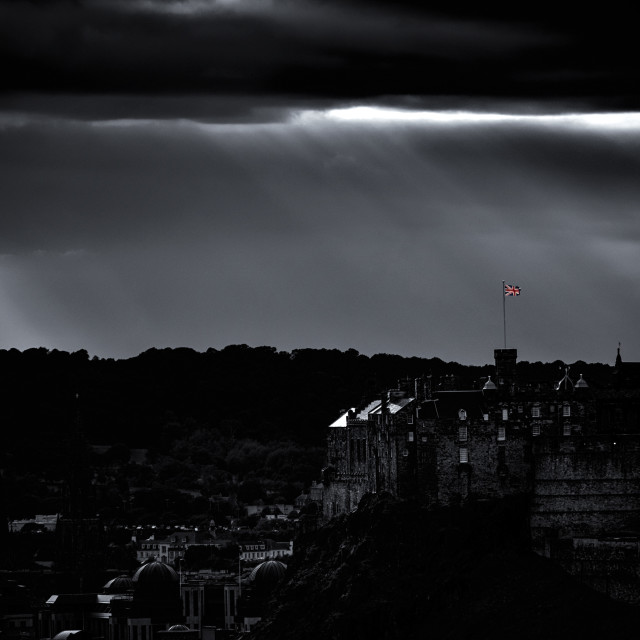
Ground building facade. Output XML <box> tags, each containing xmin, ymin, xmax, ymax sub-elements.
<box><xmin>321</xmin><ymin>347</ymin><xmax>640</xmax><ymax>603</ymax></box>
<box><xmin>136</xmin><ymin>531</ymin><xmax>215</xmax><ymax>565</ymax></box>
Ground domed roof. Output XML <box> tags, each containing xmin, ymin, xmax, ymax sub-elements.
<box><xmin>52</xmin><ymin>632</ymin><xmax>90</xmax><ymax>640</ymax></box>
<box><xmin>167</xmin><ymin>625</ymin><xmax>190</xmax><ymax>632</ymax></box>
<box><xmin>249</xmin><ymin>560</ymin><xmax>287</xmax><ymax>588</ymax></box>
<box><xmin>133</xmin><ymin>560</ymin><xmax>178</xmax><ymax>587</ymax></box>
<box><xmin>103</xmin><ymin>575</ymin><xmax>134</xmax><ymax>593</ymax></box>
<box><xmin>575</xmin><ymin>374</ymin><xmax>589</xmax><ymax>388</ymax></box>
<box><xmin>483</xmin><ymin>376</ymin><xmax>497</xmax><ymax>391</ymax></box>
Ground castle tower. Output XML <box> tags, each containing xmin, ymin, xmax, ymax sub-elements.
<box><xmin>493</xmin><ymin>348</ymin><xmax>517</xmax><ymax>389</ymax></box>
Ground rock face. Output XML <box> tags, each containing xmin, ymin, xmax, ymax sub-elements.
<box><xmin>254</xmin><ymin>494</ymin><xmax>638</xmax><ymax>640</ymax></box>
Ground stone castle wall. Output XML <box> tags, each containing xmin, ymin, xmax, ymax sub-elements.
<box><xmin>320</xmin><ymin>364</ymin><xmax>640</xmax><ymax>604</ymax></box>
<box><xmin>530</xmin><ymin>436</ymin><xmax>640</xmax><ymax>554</ymax></box>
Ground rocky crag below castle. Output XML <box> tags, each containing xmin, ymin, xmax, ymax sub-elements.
<box><xmin>254</xmin><ymin>494</ymin><xmax>638</xmax><ymax>640</ymax></box>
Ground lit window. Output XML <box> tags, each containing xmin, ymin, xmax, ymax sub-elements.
<box><xmin>563</xmin><ymin>423</ymin><xmax>572</xmax><ymax>436</ymax></box>
<box><xmin>458</xmin><ymin>409</ymin><xmax>467</xmax><ymax>421</ymax></box>
<box><xmin>502</xmin><ymin>408</ymin><xmax>509</xmax><ymax>421</ymax></box>
<box><xmin>563</xmin><ymin>404</ymin><xmax>571</xmax><ymax>417</ymax></box>
<box><xmin>498</xmin><ymin>427</ymin><xmax>506</xmax><ymax>441</ymax></box>
<box><xmin>459</xmin><ymin>447</ymin><xmax>469</xmax><ymax>464</ymax></box>
<box><xmin>532</xmin><ymin>424</ymin><xmax>541</xmax><ymax>436</ymax></box>
<box><xmin>532</xmin><ymin>406</ymin><xmax>540</xmax><ymax>418</ymax></box>
<box><xmin>458</xmin><ymin>426</ymin><xmax>468</xmax><ymax>442</ymax></box>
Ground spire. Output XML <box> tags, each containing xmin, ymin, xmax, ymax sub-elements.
<box><xmin>615</xmin><ymin>342</ymin><xmax>622</xmax><ymax>368</ymax></box>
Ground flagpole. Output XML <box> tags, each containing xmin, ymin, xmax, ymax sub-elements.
<box><xmin>502</xmin><ymin>280</ymin><xmax>506</xmax><ymax>348</ymax></box>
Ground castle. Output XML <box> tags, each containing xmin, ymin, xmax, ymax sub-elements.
<box><xmin>321</xmin><ymin>347</ymin><xmax>640</xmax><ymax>604</ymax></box>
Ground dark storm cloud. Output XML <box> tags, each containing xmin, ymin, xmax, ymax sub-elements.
<box><xmin>3</xmin><ymin>110</ymin><xmax>640</xmax><ymax>253</ymax></box>
<box><xmin>1</xmin><ymin>0</ymin><xmax>636</xmax><ymax>106</ymax></box>
<box><xmin>2</xmin><ymin>2</ymin><xmax>640</xmax><ymax>364</ymax></box>
<box><xmin>2</xmin><ymin>109</ymin><xmax>640</xmax><ymax>362</ymax></box>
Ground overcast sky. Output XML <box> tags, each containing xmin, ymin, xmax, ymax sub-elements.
<box><xmin>1</xmin><ymin>0</ymin><xmax>639</xmax><ymax>365</ymax></box>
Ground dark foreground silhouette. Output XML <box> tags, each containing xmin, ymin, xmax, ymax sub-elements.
<box><xmin>254</xmin><ymin>494</ymin><xmax>638</xmax><ymax>640</ymax></box>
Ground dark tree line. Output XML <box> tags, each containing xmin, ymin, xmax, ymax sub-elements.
<box><xmin>0</xmin><ymin>345</ymin><xmax>615</xmax><ymax>522</ymax></box>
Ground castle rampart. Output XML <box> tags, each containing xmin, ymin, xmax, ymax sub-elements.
<box><xmin>320</xmin><ymin>349</ymin><xmax>640</xmax><ymax>604</ymax></box>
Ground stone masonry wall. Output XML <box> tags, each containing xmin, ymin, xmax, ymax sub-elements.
<box><xmin>323</xmin><ymin>421</ymin><xmax>373</xmax><ymax>519</ymax></box>
<box><xmin>530</xmin><ymin>436</ymin><xmax>640</xmax><ymax>556</ymax></box>
<box><xmin>419</xmin><ymin>418</ymin><xmax>532</xmax><ymax>506</ymax></box>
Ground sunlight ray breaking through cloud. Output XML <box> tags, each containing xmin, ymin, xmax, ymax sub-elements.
<box><xmin>299</xmin><ymin>106</ymin><xmax>640</xmax><ymax>130</ymax></box>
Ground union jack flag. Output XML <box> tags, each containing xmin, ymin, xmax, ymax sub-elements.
<box><xmin>504</xmin><ymin>284</ymin><xmax>521</xmax><ymax>296</ymax></box>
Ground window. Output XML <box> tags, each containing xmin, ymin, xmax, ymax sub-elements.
<box><xmin>459</xmin><ymin>447</ymin><xmax>469</xmax><ymax>463</ymax></box>
<box><xmin>498</xmin><ymin>427</ymin><xmax>506</xmax><ymax>441</ymax></box>
<box><xmin>483</xmin><ymin>413</ymin><xmax>489</xmax><ymax>421</ymax></box>
<box><xmin>502</xmin><ymin>408</ymin><xmax>509</xmax><ymax>421</ymax></box>
<box><xmin>407</xmin><ymin>432</ymin><xmax>414</xmax><ymax>442</ymax></box>
<box><xmin>458</xmin><ymin>408</ymin><xmax>467</xmax><ymax>421</ymax></box>
<box><xmin>532</xmin><ymin>406</ymin><xmax>540</xmax><ymax>418</ymax></box>
<box><xmin>532</xmin><ymin>424</ymin><xmax>541</xmax><ymax>436</ymax></box>
<box><xmin>407</xmin><ymin>414</ymin><xmax>414</xmax><ymax>424</ymax></box>
<box><xmin>563</xmin><ymin>404</ymin><xmax>571</xmax><ymax>417</ymax></box>
<box><xmin>563</xmin><ymin>423</ymin><xmax>572</xmax><ymax>436</ymax></box>
<box><xmin>458</xmin><ymin>426</ymin><xmax>468</xmax><ymax>442</ymax></box>
<box><xmin>402</xmin><ymin>449</ymin><xmax>409</xmax><ymax>457</ymax></box>
<box><xmin>421</xmin><ymin>435</ymin><xmax>428</xmax><ymax>443</ymax></box>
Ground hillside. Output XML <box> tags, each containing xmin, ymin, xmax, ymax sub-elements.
<box><xmin>254</xmin><ymin>494</ymin><xmax>638</xmax><ymax>640</ymax></box>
